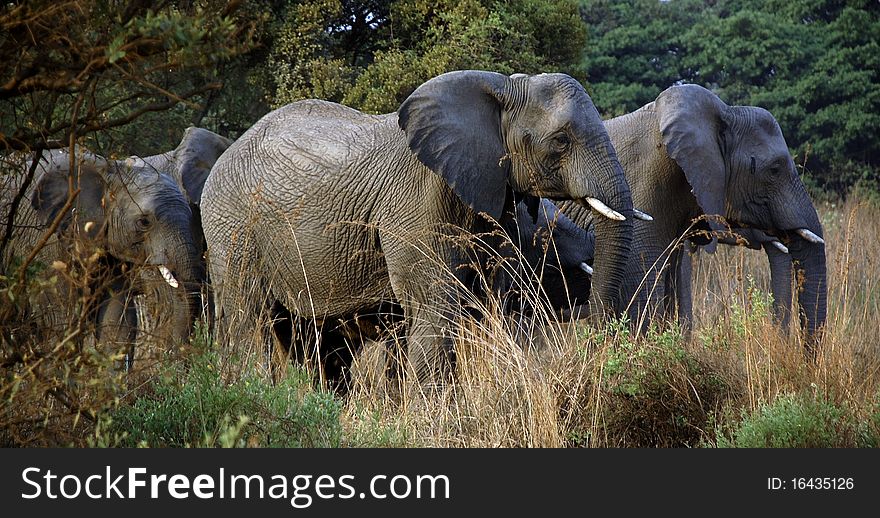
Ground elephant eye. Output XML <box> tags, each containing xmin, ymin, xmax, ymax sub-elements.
<box><xmin>550</xmin><ymin>133</ymin><xmax>570</xmax><ymax>150</ymax></box>
<box><xmin>136</xmin><ymin>215</ymin><xmax>152</xmax><ymax>231</ymax></box>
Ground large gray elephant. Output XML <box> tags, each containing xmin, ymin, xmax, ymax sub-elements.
<box><xmin>274</xmin><ymin>195</ymin><xmax>595</xmax><ymax>394</ymax></box>
<box><xmin>560</xmin><ymin>84</ymin><xmax>826</xmax><ymax>338</ymax></box>
<box><xmin>202</xmin><ymin>70</ymin><xmax>634</xmax><ymax>382</ymax></box>
<box><xmin>1</xmin><ymin>127</ymin><xmax>231</xmax><ymax>362</ymax></box>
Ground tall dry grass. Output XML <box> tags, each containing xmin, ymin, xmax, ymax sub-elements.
<box><xmin>337</xmin><ymin>195</ymin><xmax>880</xmax><ymax>447</ymax></box>
<box><xmin>3</xmin><ymin>195</ymin><xmax>879</xmax><ymax>447</ymax></box>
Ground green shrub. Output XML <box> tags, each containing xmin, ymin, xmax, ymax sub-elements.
<box><xmin>566</xmin><ymin>320</ymin><xmax>731</xmax><ymax>447</ymax></box>
<box><xmin>343</xmin><ymin>408</ymin><xmax>412</xmax><ymax>448</ymax></box>
<box><xmin>107</xmin><ymin>346</ymin><xmax>343</xmax><ymax>448</ymax></box>
<box><xmin>714</xmin><ymin>392</ymin><xmax>875</xmax><ymax>448</ymax></box>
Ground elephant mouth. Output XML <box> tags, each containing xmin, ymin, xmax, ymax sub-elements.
<box><xmin>576</xmin><ymin>197</ymin><xmax>625</xmax><ymax>220</ymax></box>
<box><xmin>572</xmin><ymin>197</ymin><xmax>653</xmax><ymax>222</ymax></box>
<box><xmin>122</xmin><ymin>262</ymin><xmax>182</xmax><ymax>291</ymax></box>
<box><xmin>791</xmin><ymin>228</ymin><xmax>824</xmax><ymax>245</ymax></box>
<box><xmin>727</xmin><ymin>221</ymin><xmax>825</xmax><ymax>250</ymax></box>
<box><xmin>772</xmin><ymin>228</ymin><xmax>825</xmax><ymax>248</ymax></box>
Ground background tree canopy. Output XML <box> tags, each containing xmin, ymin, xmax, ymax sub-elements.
<box><xmin>2</xmin><ymin>0</ymin><xmax>877</xmax><ymax>193</ymax></box>
<box><xmin>581</xmin><ymin>0</ymin><xmax>879</xmax><ymax>192</ymax></box>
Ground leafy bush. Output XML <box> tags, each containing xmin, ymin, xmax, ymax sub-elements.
<box><xmin>564</xmin><ymin>319</ymin><xmax>731</xmax><ymax>447</ymax></box>
<box><xmin>107</xmin><ymin>345</ymin><xmax>343</xmax><ymax>448</ymax></box>
<box><xmin>714</xmin><ymin>392</ymin><xmax>877</xmax><ymax>448</ymax></box>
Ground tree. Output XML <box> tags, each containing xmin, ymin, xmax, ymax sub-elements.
<box><xmin>580</xmin><ymin>0</ymin><xmax>702</xmax><ymax>116</ymax></box>
<box><xmin>263</xmin><ymin>0</ymin><xmax>588</xmax><ymax>114</ymax></box>
<box><xmin>579</xmin><ymin>0</ymin><xmax>879</xmax><ymax>192</ymax></box>
<box><xmin>0</xmin><ymin>1</ymin><xmax>257</xmax><ymax>155</ymax></box>
<box><xmin>681</xmin><ymin>0</ymin><xmax>880</xmax><ymax>190</ymax></box>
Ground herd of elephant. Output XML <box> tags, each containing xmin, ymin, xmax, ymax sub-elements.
<box><xmin>2</xmin><ymin>70</ymin><xmax>826</xmax><ymax>390</ymax></box>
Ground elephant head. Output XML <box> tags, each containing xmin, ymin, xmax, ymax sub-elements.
<box><xmin>129</xmin><ymin>127</ymin><xmax>233</xmax><ymax>208</ymax></box>
<box><xmin>509</xmin><ymin>196</ymin><xmax>593</xmax><ymax>317</ymax></box>
<box><xmin>30</xmin><ymin>146</ymin><xmax>206</xmax><ymax>347</ymax></box>
<box><xmin>656</xmin><ymin>84</ymin><xmax>826</xmax><ymax>336</ymax></box>
<box><xmin>398</xmin><ymin>71</ymin><xmax>633</xmax><ymax>316</ymax></box>
<box><xmin>127</xmin><ymin>127</ymin><xmax>232</xmax><ymax>247</ymax></box>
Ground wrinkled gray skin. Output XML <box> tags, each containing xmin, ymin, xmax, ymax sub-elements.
<box><xmin>561</xmin><ymin>84</ymin><xmax>826</xmax><ymax>338</ymax></box>
<box><xmin>202</xmin><ymin>70</ymin><xmax>632</xmax><ymax>382</ymax></box>
<box><xmin>278</xmin><ymin>195</ymin><xmax>594</xmax><ymax>394</ymax></box>
<box><xmin>1</xmin><ymin>127</ymin><xmax>231</xmax><ymax>361</ymax></box>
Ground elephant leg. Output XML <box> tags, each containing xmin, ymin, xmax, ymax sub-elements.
<box><xmin>268</xmin><ymin>300</ymin><xmax>297</xmax><ymax>381</ymax></box>
<box><xmin>671</xmin><ymin>245</ymin><xmax>694</xmax><ymax>333</ymax></box>
<box><xmin>626</xmin><ymin>260</ymin><xmax>663</xmax><ymax>333</ymax></box>
<box><xmin>623</xmin><ymin>236</ymin><xmax>669</xmax><ymax>333</ymax></box>
<box><xmin>660</xmin><ymin>249</ymin><xmax>679</xmax><ymax>322</ymax></box>
<box><xmin>401</xmin><ymin>301</ymin><xmax>455</xmax><ymax>385</ymax></box>
<box><xmin>381</xmin><ymin>238</ymin><xmax>457</xmax><ymax>387</ymax></box>
<box><xmin>656</xmin><ymin>245</ymin><xmax>694</xmax><ymax>332</ymax></box>
<box><xmin>205</xmin><ymin>244</ymin><xmax>229</xmax><ymax>327</ymax></box>
<box><xmin>205</xmin><ymin>236</ymin><xmax>272</xmax><ymax>360</ymax></box>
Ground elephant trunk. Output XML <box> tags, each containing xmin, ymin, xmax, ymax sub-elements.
<box><xmin>770</xmin><ymin>178</ymin><xmax>827</xmax><ymax>341</ymax></box>
<box><xmin>584</xmin><ymin>151</ymin><xmax>634</xmax><ymax>317</ymax></box>
<box><xmin>788</xmin><ymin>238</ymin><xmax>827</xmax><ymax>340</ymax></box>
<box><xmin>142</xmin><ymin>229</ymin><xmax>204</xmax><ymax>348</ymax></box>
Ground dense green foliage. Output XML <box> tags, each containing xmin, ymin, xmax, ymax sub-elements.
<box><xmin>714</xmin><ymin>392</ymin><xmax>880</xmax><ymax>448</ymax></box>
<box><xmin>0</xmin><ymin>1</ymin><xmax>258</xmax><ymax>157</ymax></box>
<box><xmin>5</xmin><ymin>1</ymin><xmax>873</xmax><ymax>191</ymax></box>
<box><xmin>107</xmin><ymin>347</ymin><xmax>344</xmax><ymax>447</ymax></box>
<box><xmin>581</xmin><ymin>0</ymin><xmax>879</xmax><ymax>192</ymax></box>
<box><xmin>264</xmin><ymin>0</ymin><xmax>587</xmax><ymax>114</ymax></box>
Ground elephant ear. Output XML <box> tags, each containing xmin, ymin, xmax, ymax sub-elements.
<box><xmin>172</xmin><ymin>127</ymin><xmax>232</xmax><ymax>206</ymax></box>
<box><xmin>656</xmin><ymin>84</ymin><xmax>730</xmax><ymax>219</ymax></box>
<box><xmin>398</xmin><ymin>70</ymin><xmax>511</xmax><ymax>220</ymax></box>
<box><xmin>31</xmin><ymin>151</ymin><xmax>108</xmax><ymax>237</ymax></box>
<box><xmin>514</xmin><ymin>191</ymin><xmax>540</xmax><ymax>224</ymax></box>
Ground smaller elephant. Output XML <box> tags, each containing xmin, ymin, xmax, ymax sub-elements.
<box><xmin>500</xmin><ymin>196</ymin><xmax>595</xmax><ymax>319</ymax></box>
<box><xmin>1</xmin><ymin>127</ymin><xmax>231</xmax><ymax>366</ymax></box>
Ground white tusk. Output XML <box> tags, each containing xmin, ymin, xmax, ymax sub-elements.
<box><xmin>584</xmin><ymin>197</ymin><xmax>625</xmax><ymax>221</ymax></box>
<box><xmin>158</xmin><ymin>265</ymin><xmax>179</xmax><ymax>288</ymax></box>
<box><xmin>795</xmin><ymin>228</ymin><xmax>825</xmax><ymax>245</ymax></box>
<box><xmin>770</xmin><ymin>241</ymin><xmax>789</xmax><ymax>254</ymax></box>
<box><xmin>579</xmin><ymin>262</ymin><xmax>594</xmax><ymax>276</ymax></box>
<box><xmin>84</xmin><ymin>221</ymin><xmax>95</xmax><ymax>233</ymax></box>
<box><xmin>633</xmin><ymin>209</ymin><xmax>653</xmax><ymax>221</ymax></box>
